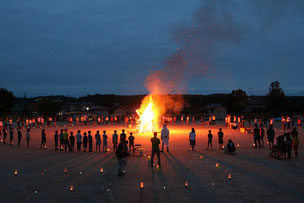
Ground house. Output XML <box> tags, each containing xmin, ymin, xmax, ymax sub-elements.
<box><xmin>111</xmin><ymin>104</ymin><xmax>133</xmax><ymax>117</ymax></box>
<box><xmin>205</xmin><ymin>104</ymin><xmax>227</xmax><ymax>119</ymax></box>
<box><xmin>88</xmin><ymin>106</ymin><xmax>109</xmax><ymax>116</ymax></box>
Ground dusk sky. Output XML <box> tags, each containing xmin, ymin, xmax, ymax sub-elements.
<box><xmin>0</xmin><ymin>0</ymin><xmax>304</xmax><ymax>97</ymax></box>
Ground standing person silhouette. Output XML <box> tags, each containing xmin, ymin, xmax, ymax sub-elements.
<box><xmin>151</xmin><ymin>132</ymin><xmax>161</xmax><ymax>167</ymax></box>
<box><xmin>26</xmin><ymin>128</ymin><xmax>31</xmax><ymax>148</ymax></box>
<box><xmin>88</xmin><ymin>131</ymin><xmax>93</xmax><ymax>152</ymax></box>
<box><xmin>253</xmin><ymin>124</ymin><xmax>261</xmax><ymax>148</ymax></box>
<box><xmin>267</xmin><ymin>125</ymin><xmax>275</xmax><ymax>149</ymax></box>
<box><xmin>218</xmin><ymin>128</ymin><xmax>224</xmax><ymax>149</ymax></box>
<box><xmin>128</xmin><ymin>133</ymin><xmax>135</xmax><ymax>152</ymax></box>
<box><xmin>161</xmin><ymin>124</ymin><xmax>169</xmax><ymax>152</ymax></box>
<box><xmin>9</xmin><ymin>128</ymin><xmax>14</xmax><ymax>145</ymax></box>
<box><xmin>83</xmin><ymin>132</ymin><xmax>88</xmax><ymax>152</ymax></box>
<box><xmin>59</xmin><ymin>129</ymin><xmax>64</xmax><ymax>151</ymax></box>
<box><xmin>207</xmin><ymin>130</ymin><xmax>213</xmax><ymax>150</ymax></box>
<box><xmin>17</xmin><ymin>130</ymin><xmax>22</xmax><ymax>147</ymax></box>
<box><xmin>76</xmin><ymin>130</ymin><xmax>82</xmax><ymax>151</ymax></box>
<box><xmin>63</xmin><ymin>129</ymin><xmax>71</xmax><ymax>151</ymax></box>
<box><xmin>116</xmin><ymin>137</ymin><xmax>129</xmax><ymax>176</ymax></box>
<box><xmin>112</xmin><ymin>130</ymin><xmax>118</xmax><ymax>152</ymax></box>
<box><xmin>54</xmin><ymin>130</ymin><xmax>59</xmax><ymax>150</ymax></box>
<box><xmin>95</xmin><ymin>130</ymin><xmax>101</xmax><ymax>152</ymax></box>
<box><xmin>40</xmin><ymin>129</ymin><xmax>46</xmax><ymax>149</ymax></box>
<box><xmin>69</xmin><ymin>132</ymin><xmax>75</xmax><ymax>151</ymax></box>
<box><xmin>103</xmin><ymin>130</ymin><xmax>108</xmax><ymax>152</ymax></box>
<box><xmin>120</xmin><ymin>129</ymin><xmax>126</xmax><ymax>141</ymax></box>
<box><xmin>189</xmin><ymin>128</ymin><xmax>196</xmax><ymax>151</ymax></box>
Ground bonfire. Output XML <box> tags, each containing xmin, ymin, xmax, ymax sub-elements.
<box><xmin>136</xmin><ymin>95</ymin><xmax>158</xmax><ymax>133</ymax></box>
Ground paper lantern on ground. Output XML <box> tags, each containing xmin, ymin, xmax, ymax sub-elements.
<box><xmin>185</xmin><ymin>181</ymin><xmax>188</xmax><ymax>188</ymax></box>
<box><xmin>100</xmin><ymin>168</ymin><xmax>104</xmax><ymax>173</ymax></box>
<box><xmin>228</xmin><ymin>173</ymin><xmax>232</xmax><ymax>180</ymax></box>
<box><xmin>14</xmin><ymin>169</ymin><xmax>18</xmax><ymax>175</ymax></box>
<box><xmin>253</xmin><ymin>143</ymin><xmax>256</xmax><ymax>147</ymax></box>
<box><xmin>140</xmin><ymin>182</ymin><xmax>144</xmax><ymax>189</ymax></box>
<box><xmin>107</xmin><ymin>148</ymin><xmax>110</xmax><ymax>152</ymax></box>
<box><xmin>64</xmin><ymin>168</ymin><xmax>67</xmax><ymax>174</ymax></box>
<box><xmin>70</xmin><ymin>185</ymin><xmax>74</xmax><ymax>192</ymax></box>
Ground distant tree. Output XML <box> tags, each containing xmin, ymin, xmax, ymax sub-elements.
<box><xmin>0</xmin><ymin>88</ymin><xmax>15</xmax><ymax>114</ymax></box>
<box><xmin>266</xmin><ymin>81</ymin><xmax>286</xmax><ymax>115</ymax></box>
<box><xmin>226</xmin><ymin>89</ymin><xmax>248</xmax><ymax>114</ymax></box>
<box><xmin>37</xmin><ymin>98</ymin><xmax>61</xmax><ymax>116</ymax></box>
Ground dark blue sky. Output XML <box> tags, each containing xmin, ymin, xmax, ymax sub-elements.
<box><xmin>1</xmin><ymin>0</ymin><xmax>304</xmax><ymax>97</ymax></box>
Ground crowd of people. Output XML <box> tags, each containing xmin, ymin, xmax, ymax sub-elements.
<box><xmin>0</xmin><ymin>113</ymin><xmax>301</xmax><ymax>176</ymax></box>
<box><xmin>225</xmin><ymin>115</ymin><xmax>302</xmax><ymax>130</ymax></box>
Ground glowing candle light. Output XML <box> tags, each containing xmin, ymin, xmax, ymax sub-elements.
<box><xmin>70</xmin><ymin>185</ymin><xmax>74</xmax><ymax>192</ymax></box>
<box><xmin>163</xmin><ymin>186</ymin><xmax>166</xmax><ymax>190</ymax></box>
<box><xmin>212</xmin><ymin>182</ymin><xmax>215</xmax><ymax>186</ymax></box>
<box><xmin>41</xmin><ymin>171</ymin><xmax>44</xmax><ymax>176</ymax></box>
<box><xmin>148</xmin><ymin>155</ymin><xmax>151</xmax><ymax>160</ymax></box>
<box><xmin>216</xmin><ymin>163</ymin><xmax>219</xmax><ymax>168</ymax></box>
<box><xmin>228</xmin><ymin>173</ymin><xmax>232</xmax><ymax>180</ymax></box>
<box><xmin>64</xmin><ymin>168</ymin><xmax>67</xmax><ymax>174</ymax></box>
<box><xmin>237</xmin><ymin>144</ymin><xmax>240</xmax><ymax>148</ymax></box>
<box><xmin>140</xmin><ymin>182</ymin><xmax>144</xmax><ymax>189</ymax></box>
<box><xmin>107</xmin><ymin>148</ymin><xmax>110</xmax><ymax>152</ymax></box>
<box><xmin>100</xmin><ymin>168</ymin><xmax>104</xmax><ymax>173</ymax></box>
<box><xmin>253</xmin><ymin>143</ymin><xmax>256</xmax><ymax>147</ymax></box>
<box><xmin>14</xmin><ymin>169</ymin><xmax>18</xmax><ymax>175</ymax></box>
<box><xmin>0</xmin><ymin>139</ymin><xmax>3</xmax><ymax>143</ymax></box>
<box><xmin>185</xmin><ymin>181</ymin><xmax>188</xmax><ymax>188</ymax></box>
<box><xmin>200</xmin><ymin>155</ymin><xmax>203</xmax><ymax>159</ymax></box>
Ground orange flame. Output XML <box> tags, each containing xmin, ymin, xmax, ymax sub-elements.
<box><xmin>136</xmin><ymin>95</ymin><xmax>159</xmax><ymax>133</ymax></box>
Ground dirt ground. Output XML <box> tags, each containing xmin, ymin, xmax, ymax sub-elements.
<box><xmin>0</xmin><ymin>122</ymin><xmax>303</xmax><ymax>203</ymax></box>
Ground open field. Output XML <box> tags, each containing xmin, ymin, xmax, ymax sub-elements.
<box><xmin>0</xmin><ymin>123</ymin><xmax>303</xmax><ymax>203</ymax></box>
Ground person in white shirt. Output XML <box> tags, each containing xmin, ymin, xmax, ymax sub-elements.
<box><xmin>161</xmin><ymin>125</ymin><xmax>169</xmax><ymax>152</ymax></box>
<box><xmin>189</xmin><ymin>128</ymin><xmax>196</xmax><ymax>151</ymax></box>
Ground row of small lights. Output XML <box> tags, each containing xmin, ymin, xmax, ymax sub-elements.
<box><xmin>13</xmin><ymin>159</ymin><xmax>232</xmax><ymax>193</ymax></box>
<box><xmin>12</xmin><ymin>144</ymin><xmax>236</xmax><ymax>193</ymax></box>
<box><xmin>13</xmin><ymin>167</ymin><xmax>105</xmax><ymax>193</ymax></box>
